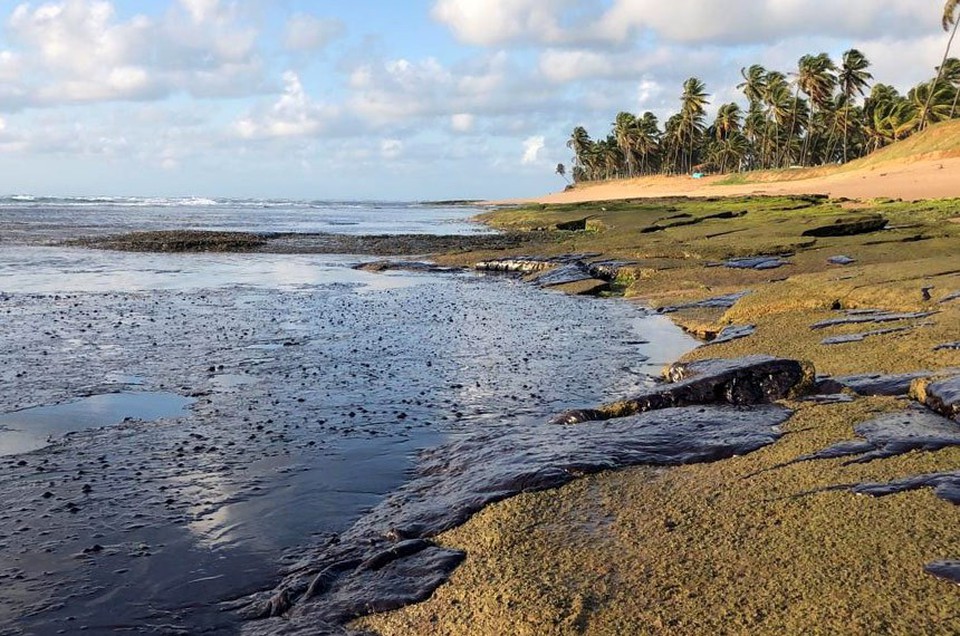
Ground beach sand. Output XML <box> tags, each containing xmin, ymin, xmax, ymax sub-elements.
<box><xmin>500</xmin><ymin>156</ymin><xmax>960</xmax><ymax>206</ymax></box>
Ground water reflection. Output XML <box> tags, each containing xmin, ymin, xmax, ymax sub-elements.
<box><xmin>0</xmin><ymin>246</ymin><xmax>419</xmax><ymax>294</ymax></box>
<box><xmin>0</xmin><ymin>392</ymin><xmax>194</xmax><ymax>456</ymax></box>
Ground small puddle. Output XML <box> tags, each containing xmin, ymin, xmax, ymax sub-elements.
<box><xmin>0</xmin><ymin>391</ymin><xmax>194</xmax><ymax>456</ymax></box>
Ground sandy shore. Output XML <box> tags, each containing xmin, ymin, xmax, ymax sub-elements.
<box><xmin>500</xmin><ymin>156</ymin><xmax>960</xmax><ymax>205</ymax></box>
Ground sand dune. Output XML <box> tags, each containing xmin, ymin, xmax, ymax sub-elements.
<box><xmin>519</xmin><ymin>156</ymin><xmax>960</xmax><ymax>204</ymax></box>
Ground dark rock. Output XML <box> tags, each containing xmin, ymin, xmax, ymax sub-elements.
<box><xmin>641</xmin><ymin>210</ymin><xmax>747</xmax><ymax>233</ymax></box>
<box><xmin>548</xmin><ymin>279</ymin><xmax>610</xmax><ymax>296</ymax></box>
<box><xmin>925</xmin><ymin>561</ymin><xmax>960</xmax><ymax>585</ymax></box>
<box><xmin>934</xmin><ymin>342</ymin><xmax>960</xmax><ymax>351</ymax></box>
<box><xmin>801</xmin><ymin>215</ymin><xmax>888</xmax><ymax>237</ymax></box>
<box><xmin>834</xmin><ymin>370</ymin><xmax>937</xmax><ymax>396</ymax></box>
<box><xmin>811</xmin><ymin>311</ymin><xmax>938</xmax><ymax>330</ymax></box>
<box><xmin>354</xmin><ymin>261</ymin><xmax>462</xmax><ymax>274</ymax></box>
<box><xmin>659</xmin><ymin>290</ymin><xmax>751</xmax><ymax>313</ymax></box>
<box><xmin>706</xmin><ymin>324</ymin><xmax>756</xmax><ymax>345</ymax></box>
<box><xmin>794</xmin><ymin>406</ymin><xmax>960</xmax><ymax>465</ymax></box>
<box><xmin>240</xmin><ymin>404</ymin><xmax>791</xmax><ymax>634</ymax></box>
<box><xmin>474</xmin><ymin>254</ymin><xmax>601</xmax><ymax>275</ymax></box>
<box><xmin>852</xmin><ymin>471</ymin><xmax>960</xmax><ymax>505</ymax></box>
<box><xmin>940</xmin><ymin>290</ymin><xmax>960</xmax><ymax>304</ymax></box>
<box><xmin>587</xmin><ymin>261</ymin><xmax>636</xmax><ymax>281</ymax></box>
<box><xmin>555</xmin><ymin>217</ymin><xmax>594</xmax><ymax>231</ymax></box>
<box><xmin>915</xmin><ymin>375</ymin><xmax>960</xmax><ymax>421</ymax></box>
<box><xmin>813</xmin><ymin>375</ymin><xmax>846</xmax><ymax>394</ymax></box>
<box><xmin>530</xmin><ymin>262</ymin><xmax>594</xmax><ymax>288</ymax></box>
<box><xmin>801</xmin><ymin>394</ymin><xmax>856</xmax><ymax>404</ymax></box>
<box><xmin>552</xmin><ymin>355</ymin><xmax>812</xmax><ymax>425</ymax></box>
<box><xmin>723</xmin><ymin>257</ymin><xmax>790</xmax><ymax>270</ymax></box>
<box><xmin>358</xmin><ymin>539</ymin><xmax>433</xmax><ymax>572</ymax></box>
<box><xmin>474</xmin><ymin>257</ymin><xmax>553</xmax><ymax>274</ymax></box>
<box><xmin>821</xmin><ymin>326</ymin><xmax>916</xmax><ymax>345</ymax></box>
<box><xmin>827</xmin><ymin>255</ymin><xmax>856</xmax><ymax>265</ymax></box>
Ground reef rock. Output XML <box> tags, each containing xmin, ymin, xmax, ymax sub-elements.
<box><xmin>801</xmin><ymin>215</ymin><xmax>887</xmax><ymax>237</ymax></box>
<box><xmin>912</xmin><ymin>375</ymin><xmax>960</xmax><ymax>421</ymax></box>
<box><xmin>551</xmin><ymin>355</ymin><xmax>812</xmax><ymax>425</ymax></box>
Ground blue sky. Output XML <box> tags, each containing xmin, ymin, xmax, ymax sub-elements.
<box><xmin>0</xmin><ymin>0</ymin><xmax>951</xmax><ymax>200</ymax></box>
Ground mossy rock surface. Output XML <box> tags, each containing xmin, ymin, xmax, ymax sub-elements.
<box><xmin>359</xmin><ymin>194</ymin><xmax>960</xmax><ymax>636</ymax></box>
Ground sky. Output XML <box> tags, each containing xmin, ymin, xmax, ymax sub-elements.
<box><xmin>0</xmin><ymin>0</ymin><xmax>952</xmax><ymax>200</ymax></box>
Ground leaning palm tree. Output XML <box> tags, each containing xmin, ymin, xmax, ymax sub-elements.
<box><xmin>939</xmin><ymin>57</ymin><xmax>960</xmax><ymax>118</ymax></box>
<box><xmin>920</xmin><ymin>0</ymin><xmax>960</xmax><ymax>129</ymax></box>
<box><xmin>910</xmin><ymin>79</ymin><xmax>955</xmax><ymax>131</ymax></box>
<box><xmin>837</xmin><ymin>49</ymin><xmax>873</xmax><ymax>162</ymax></box>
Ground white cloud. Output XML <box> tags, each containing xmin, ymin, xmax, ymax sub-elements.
<box><xmin>521</xmin><ymin>135</ymin><xmax>544</xmax><ymax>165</ymax></box>
<box><xmin>234</xmin><ymin>71</ymin><xmax>339</xmax><ymax>139</ymax></box>
<box><xmin>432</xmin><ymin>0</ymin><xmax>573</xmax><ymax>46</ymax></box>
<box><xmin>284</xmin><ymin>13</ymin><xmax>344</xmax><ymax>51</ymax></box>
<box><xmin>591</xmin><ymin>0</ymin><xmax>929</xmax><ymax>45</ymax></box>
<box><xmin>450</xmin><ymin>113</ymin><xmax>475</xmax><ymax>132</ymax></box>
<box><xmin>344</xmin><ymin>51</ymin><xmax>549</xmax><ymax>127</ymax></box>
<box><xmin>539</xmin><ymin>49</ymin><xmax>615</xmax><ymax>83</ymax></box>
<box><xmin>380</xmin><ymin>139</ymin><xmax>403</xmax><ymax>159</ymax></box>
<box><xmin>179</xmin><ymin>0</ymin><xmax>219</xmax><ymax>24</ymax></box>
<box><xmin>1</xmin><ymin>0</ymin><xmax>265</xmax><ymax>108</ymax></box>
<box><xmin>433</xmin><ymin>0</ymin><xmax>932</xmax><ymax>47</ymax></box>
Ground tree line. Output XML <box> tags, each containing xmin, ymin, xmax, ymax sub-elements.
<box><xmin>562</xmin><ymin>1</ymin><xmax>960</xmax><ymax>183</ymax></box>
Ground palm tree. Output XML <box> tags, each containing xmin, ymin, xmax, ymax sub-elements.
<box><xmin>737</xmin><ymin>65</ymin><xmax>767</xmax><ymax>107</ymax></box>
<box><xmin>679</xmin><ymin>78</ymin><xmax>709</xmax><ymax>173</ymax></box>
<box><xmin>662</xmin><ymin>113</ymin><xmax>684</xmax><ymax>174</ymax></box>
<box><xmin>742</xmin><ymin>103</ymin><xmax>766</xmax><ymax>169</ymax></box>
<box><xmin>837</xmin><ymin>49</ymin><xmax>873</xmax><ymax>162</ymax></box>
<box><xmin>707</xmin><ymin>131</ymin><xmax>750</xmax><ymax>173</ymax></box>
<box><xmin>863</xmin><ymin>84</ymin><xmax>912</xmax><ymax>151</ymax></box>
<box><xmin>762</xmin><ymin>71</ymin><xmax>791</xmax><ymax>168</ymax></box>
<box><xmin>636</xmin><ymin>112</ymin><xmax>661</xmax><ymax>175</ymax></box>
<box><xmin>909</xmin><ymin>80</ymin><xmax>954</xmax><ymax>131</ymax></box>
<box><xmin>938</xmin><ymin>57</ymin><xmax>960</xmax><ymax>118</ymax></box>
<box><xmin>712</xmin><ymin>103</ymin><xmax>743</xmax><ymax>141</ymax></box>
<box><xmin>738</xmin><ymin>65</ymin><xmax>767</xmax><ymax>164</ymax></box>
<box><xmin>795</xmin><ymin>53</ymin><xmax>837</xmax><ymax>165</ymax></box>
<box><xmin>567</xmin><ymin>127</ymin><xmax>591</xmax><ymax>181</ymax></box>
<box><xmin>613</xmin><ymin>112</ymin><xmax>639</xmax><ymax>178</ymax></box>
<box><xmin>921</xmin><ymin>0</ymin><xmax>960</xmax><ymax>130</ymax></box>
<box><xmin>598</xmin><ymin>136</ymin><xmax>623</xmax><ymax>180</ymax></box>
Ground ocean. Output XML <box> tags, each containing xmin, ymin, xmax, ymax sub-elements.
<box><xmin>0</xmin><ymin>197</ymin><xmax>697</xmax><ymax>634</ymax></box>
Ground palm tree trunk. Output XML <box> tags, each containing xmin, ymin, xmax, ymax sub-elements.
<box><xmin>779</xmin><ymin>87</ymin><xmax>801</xmax><ymax>168</ymax></box>
<box><xmin>921</xmin><ymin>18</ymin><xmax>960</xmax><ymax>130</ymax></box>
<box><xmin>800</xmin><ymin>114</ymin><xmax>811</xmax><ymax>166</ymax></box>
<box><xmin>842</xmin><ymin>104</ymin><xmax>850</xmax><ymax>163</ymax></box>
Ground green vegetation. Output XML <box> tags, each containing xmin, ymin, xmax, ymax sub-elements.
<box><xmin>562</xmin><ymin>2</ymin><xmax>960</xmax><ymax>182</ymax></box>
